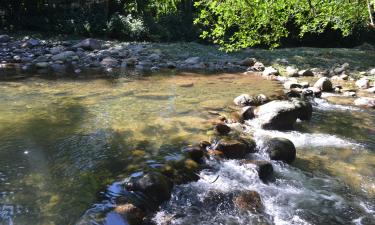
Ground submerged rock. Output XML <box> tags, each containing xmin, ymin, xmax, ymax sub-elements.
<box><xmin>182</xmin><ymin>146</ymin><xmax>205</xmax><ymax>162</ymax></box>
<box><xmin>241</xmin><ymin>160</ymin><xmax>273</xmax><ymax>181</ymax></box>
<box><xmin>114</xmin><ymin>203</ymin><xmax>145</xmax><ymax>225</ymax></box>
<box><xmin>313</xmin><ymin>77</ymin><xmax>332</xmax><ymax>92</ymax></box>
<box><xmin>253</xmin><ymin>100</ymin><xmax>312</xmax><ymax>130</ymax></box>
<box><xmin>233</xmin><ymin>190</ymin><xmax>264</xmax><ymax>213</ymax></box>
<box><xmin>214</xmin><ymin>123</ymin><xmax>231</xmax><ymax>135</ymax></box>
<box><xmin>213</xmin><ymin>139</ymin><xmax>256</xmax><ymax>159</ymax></box>
<box><xmin>263</xmin><ymin>137</ymin><xmax>296</xmax><ymax>164</ymax></box>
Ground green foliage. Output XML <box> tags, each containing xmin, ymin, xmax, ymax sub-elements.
<box><xmin>194</xmin><ymin>0</ymin><xmax>369</xmax><ymax>51</ymax></box>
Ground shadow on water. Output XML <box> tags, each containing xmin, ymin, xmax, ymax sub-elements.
<box><xmin>0</xmin><ymin>99</ymin><xmax>183</xmax><ymax>225</ymax></box>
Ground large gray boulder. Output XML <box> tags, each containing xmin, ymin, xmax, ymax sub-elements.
<box><xmin>73</xmin><ymin>38</ymin><xmax>101</xmax><ymax>50</ymax></box>
<box><xmin>263</xmin><ymin>137</ymin><xmax>296</xmax><ymax>164</ymax></box>
<box><xmin>253</xmin><ymin>100</ymin><xmax>312</xmax><ymax>130</ymax></box>
<box><xmin>313</xmin><ymin>77</ymin><xmax>332</xmax><ymax>91</ymax></box>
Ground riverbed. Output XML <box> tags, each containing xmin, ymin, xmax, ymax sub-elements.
<box><xmin>0</xmin><ymin>71</ymin><xmax>374</xmax><ymax>225</ymax></box>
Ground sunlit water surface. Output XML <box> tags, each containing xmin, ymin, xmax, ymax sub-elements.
<box><xmin>0</xmin><ymin>72</ymin><xmax>373</xmax><ymax>225</ymax></box>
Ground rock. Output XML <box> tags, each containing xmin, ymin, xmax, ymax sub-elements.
<box><xmin>51</xmin><ymin>51</ymin><xmax>76</xmax><ymax>61</ymax></box>
<box><xmin>239</xmin><ymin>58</ymin><xmax>256</xmax><ymax>67</ymax></box>
<box><xmin>22</xmin><ymin>38</ymin><xmax>40</xmax><ymax>48</ymax></box>
<box><xmin>284</xmin><ymin>81</ymin><xmax>302</xmax><ymax>90</ymax></box>
<box><xmin>263</xmin><ymin>137</ymin><xmax>296</xmax><ymax>164</ymax></box>
<box><xmin>241</xmin><ymin>160</ymin><xmax>273</xmax><ymax>181</ymax></box>
<box><xmin>300</xmin><ymin>82</ymin><xmax>310</xmax><ymax>88</ymax></box>
<box><xmin>355</xmin><ymin>78</ymin><xmax>370</xmax><ymax>89</ymax></box>
<box><xmin>234</xmin><ymin>94</ymin><xmax>252</xmax><ymax>106</ymax></box>
<box><xmin>255</xmin><ymin>94</ymin><xmax>268</xmax><ymax>105</ymax></box>
<box><xmin>49</xmin><ymin>46</ymin><xmax>64</xmax><ymax>55</ymax></box>
<box><xmin>101</xmin><ymin>57</ymin><xmax>118</xmax><ymax>67</ymax></box>
<box><xmin>114</xmin><ymin>203</ymin><xmax>145</xmax><ymax>225</ymax></box>
<box><xmin>214</xmin><ymin>139</ymin><xmax>256</xmax><ymax>159</ymax></box>
<box><xmin>366</xmin><ymin>87</ymin><xmax>375</xmax><ymax>93</ymax></box>
<box><xmin>240</xmin><ymin>106</ymin><xmax>255</xmax><ymax>120</ymax></box>
<box><xmin>50</xmin><ymin>63</ymin><xmax>67</xmax><ymax>73</ymax></box>
<box><xmin>262</xmin><ymin>66</ymin><xmax>279</xmax><ymax>76</ymax></box>
<box><xmin>248</xmin><ymin>62</ymin><xmax>265</xmax><ymax>71</ymax></box>
<box><xmin>233</xmin><ymin>190</ymin><xmax>263</xmax><ymax>213</ymax></box>
<box><xmin>73</xmin><ymin>38</ymin><xmax>101</xmax><ymax>50</ymax></box>
<box><xmin>254</xmin><ymin>100</ymin><xmax>312</xmax><ymax>130</ymax></box>
<box><xmin>343</xmin><ymin>91</ymin><xmax>356</xmax><ymax>97</ymax></box>
<box><xmin>123</xmin><ymin>57</ymin><xmax>138</xmax><ymax>67</ymax></box>
<box><xmin>313</xmin><ymin>77</ymin><xmax>332</xmax><ymax>92</ymax></box>
<box><xmin>166</xmin><ymin>62</ymin><xmax>176</xmax><ymax>69</ymax></box>
<box><xmin>0</xmin><ymin>35</ymin><xmax>10</xmax><ymax>43</ymax></box>
<box><xmin>35</xmin><ymin>62</ymin><xmax>49</xmax><ymax>69</ymax></box>
<box><xmin>354</xmin><ymin>97</ymin><xmax>375</xmax><ymax>108</ymax></box>
<box><xmin>285</xmin><ymin>66</ymin><xmax>298</xmax><ymax>77</ymax></box>
<box><xmin>298</xmin><ymin>69</ymin><xmax>314</xmax><ymax>76</ymax></box>
<box><xmin>307</xmin><ymin>87</ymin><xmax>322</xmax><ymax>98</ymax></box>
<box><xmin>369</xmin><ymin>68</ymin><xmax>375</xmax><ymax>76</ymax></box>
<box><xmin>339</xmin><ymin>74</ymin><xmax>349</xmax><ymax>80</ymax></box>
<box><xmin>148</xmin><ymin>53</ymin><xmax>161</xmax><ymax>61</ymax></box>
<box><xmin>125</xmin><ymin>172</ymin><xmax>173</xmax><ymax>206</ymax></box>
<box><xmin>184</xmin><ymin>57</ymin><xmax>201</xmax><ymax>64</ymax></box>
<box><xmin>214</xmin><ymin>123</ymin><xmax>231</xmax><ymax>135</ymax></box>
<box><xmin>182</xmin><ymin>146</ymin><xmax>205</xmax><ymax>162</ymax></box>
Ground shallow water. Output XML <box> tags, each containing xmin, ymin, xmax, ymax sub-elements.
<box><xmin>0</xmin><ymin>72</ymin><xmax>374</xmax><ymax>225</ymax></box>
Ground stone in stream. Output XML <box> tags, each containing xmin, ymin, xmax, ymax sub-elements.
<box><xmin>285</xmin><ymin>66</ymin><xmax>299</xmax><ymax>77</ymax></box>
<box><xmin>355</xmin><ymin>78</ymin><xmax>370</xmax><ymax>89</ymax></box>
<box><xmin>114</xmin><ymin>203</ymin><xmax>145</xmax><ymax>225</ymax></box>
<box><xmin>262</xmin><ymin>66</ymin><xmax>279</xmax><ymax>76</ymax></box>
<box><xmin>239</xmin><ymin>57</ymin><xmax>256</xmax><ymax>67</ymax></box>
<box><xmin>182</xmin><ymin>146</ymin><xmax>205</xmax><ymax>162</ymax></box>
<box><xmin>354</xmin><ymin>97</ymin><xmax>375</xmax><ymax>108</ymax></box>
<box><xmin>213</xmin><ymin>139</ymin><xmax>256</xmax><ymax>159</ymax></box>
<box><xmin>214</xmin><ymin>123</ymin><xmax>231</xmax><ymax>135</ymax></box>
<box><xmin>284</xmin><ymin>81</ymin><xmax>302</xmax><ymax>90</ymax></box>
<box><xmin>234</xmin><ymin>94</ymin><xmax>268</xmax><ymax>107</ymax></box>
<box><xmin>253</xmin><ymin>100</ymin><xmax>312</xmax><ymax>130</ymax></box>
<box><xmin>184</xmin><ymin>56</ymin><xmax>201</xmax><ymax>64</ymax></box>
<box><xmin>240</xmin><ymin>106</ymin><xmax>256</xmax><ymax>121</ymax></box>
<box><xmin>298</xmin><ymin>69</ymin><xmax>314</xmax><ymax>77</ymax></box>
<box><xmin>0</xmin><ymin>34</ymin><xmax>10</xmax><ymax>43</ymax></box>
<box><xmin>73</xmin><ymin>38</ymin><xmax>101</xmax><ymax>50</ymax></box>
<box><xmin>124</xmin><ymin>172</ymin><xmax>173</xmax><ymax>206</ymax></box>
<box><xmin>241</xmin><ymin>160</ymin><xmax>273</xmax><ymax>181</ymax></box>
<box><xmin>263</xmin><ymin>137</ymin><xmax>296</xmax><ymax>164</ymax></box>
<box><xmin>307</xmin><ymin>87</ymin><xmax>322</xmax><ymax>98</ymax></box>
<box><xmin>313</xmin><ymin>77</ymin><xmax>332</xmax><ymax>92</ymax></box>
<box><xmin>248</xmin><ymin>61</ymin><xmax>265</xmax><ymax>71</ymax></box>
<box><xmin>51</xmin><ymin>51</ymin><xmax>76</xmax><ymax>61</ymax></box>
<box><xmin>233</xmin><ymin>190</ymin><xmax>264</xmax><ymax>213</ymax></box>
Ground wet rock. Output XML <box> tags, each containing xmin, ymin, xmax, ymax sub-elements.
<box><xmin>369</xmin><ymin>68</ymin><xmax>375</xmax><ymax>75</ymax></box>
<box><xmin>101</xmin><ymin>57</ymin><xmax>118</xmax><ymax>67</ymax></box>
<box><xmin>355</xmin><ymin>78</ymin><xmax>370</xmax><ymax>89</ymax></box>
<box><xmin>366</xmin><ymin>87</ymin><xmax>375</xmax><ymax>93</ymax></box>
<box><xmin>35</xmin><ymin>62</ymin><xmax>49</xmax><ymax>69</ymax></box>
<box><xmin>114</xmin><ymin>203</ymin><xmax>145</xmax><ymax>225</ymax></box>
<box><xmin>343</xmin><ymin>91</ymin><xmax>356</xmax><ymax>97</ymax></box>
<box><xmin>240</xmin><ymin>106</ymin><xmax>255</xmax><ymax>120</ymax></box>
<box><xmin>214</xmin><ymin>139</ymin><xmax>256</xmax><ymax>159</ymax></box>
<box><xmin>0</xmin><ymin>35</ymin><xmax>10</xmax><ymax>43</ymax></box>
<box><xmin>298</xmin><ymin>69</ymin><xmax>314</xmax><ymax>77</ymax></box>
<box><xmin>284</xmin><ymin>81</ymin><xmax>302</xmax><ymax>90</ymax></box>
<box><xmin>339</xmin><ymin>74</ymin><xmax>349</xmax><ymax>80</ymax></box>
<box><xmin>254</xmin><ymin>100</ymin><xmax>312</xmax><ymax>130</ymax></box>
<box><xmin>313</xmin><ymin>77</ymin><xmax>332</xmax><ymax>92</ymax></box>
<box><xmin>239</xmin><ymin>57</ymin><xmax>256</xmax><ymax>67</ymax></box>
<box><xmin>234</xmin><ymin>94</ymin><xmax>252</xmax><ymax>106</ymax></box>
<box><xmin>291</xmin><ymin>98</ymin><xmax>313</xmax><ymax>121</ymax></box>
<box><xmin>73</xmin><ymin>38</ymin><xmax>101</xmax><ymax>50</ymax></box>
<box><xmin>354</xmin><ymin>97</ymin><xmax>375</xmax><ymax>108</ymax></box>
<box><xmin>123</xmin><ymin>57</ymin><xmax>138</xmax><ymax>67</ymax></box>
<box><xmin>302</xmin><ymin>88</ymin><xmax>314</xmax><ymax>98</ymax></box>
<box><xmin>300</xmin><ymin>82</ymin><xmax>310</xmax><ymax>88</ymax></box>
<box><xmin>262</xmin><ymin>66</ymin><xmax>279</xmax><ymax>76</ymax></box>
<box><xmin>233</xmin><ymin>190</ymin><xmax>263</xmax><ymax>213</ymax></box>
<box><xmin>214</xmin><ymin>123</ymin><xmax>231</xmax><ymax>135</ymax></box>
<box><xmin>182</xmin><ymin>146</ymin><xmax>205</xmax><ymax>162</ymax></box>
<box><xmin>166</xmin><ymin>62</ymin><xmax>176</xmax><ymax>69</ymax></box>
<box><xmin>50</xmin><ymin>63</ymin><xmax>67</xmax><ymax>73</ymax></box>
<box><xmin>148</xmin><ymin>53</ymin><xmax>161</xmax><ymax>61</ymax></box>
<box><xmin>51</xmin><ymin>51</ymin><xmax>76</xmax><ymax>61</ymax></box>
<box><xmin>248</xmin><ymin>61</ymin><xmax>265</xmax><ymax>71</ymax></box>
<box><xmin>307</xmin><ymin>87</ymin><xmax>322</xmax><ymax>98</ymax></box>
<box><xmin>125</xmin><ymin>172</ymin><xmax>173</xmax><ymax>206</ymax></box>
<box><xmin>241</xmin><ymin>160</ymin><xmax>273</xmax><ymax>181</ymax></box>
<box><xmin>184</xmin><ymin>57</ymin><xmax>200</xmax><ymax>64</ymax></box>
<box><xmin>264</xmin><ymin>137</ymin><xmax>296</xmax><ymax>164</ymax></box>
<box><xmin>22</xmin><ymin>38</ymin><xmax>40</xmax><ymax>48</ymax></box>
<box><xmin>286</xmin><ymin>88</ymin><xmax>303</xmax><ymax>98</ymax></box>
<box><xmin>333</xmin><ymin>63</ymin><xmax>349</xmax><ymax>74</ymax></box>
<box><xmin>285</xmin><ymin>66</ymin><xmax>298</xmax><ymax>77</ymax></box>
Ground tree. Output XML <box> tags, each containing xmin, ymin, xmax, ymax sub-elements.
<box><xmin>193</xmin><ymin>0</ymin><xmax>370</xmax><ymax>51</ymax></box>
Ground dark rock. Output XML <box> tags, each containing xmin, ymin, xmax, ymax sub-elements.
<box><xmin>313</xmin><ymin>77</ymin><xmax>332</xmax><ymax>92</ymax></box>
<box><xmin>284</xmin><ymin>81</ymin><xmax>302</xmax><ymax>90</ymax></box>
<box><xmin>239</xmin><ymin>58</ymin><xmax>256</xmax><ymax>67</ymax></box>
<box><xmin>214</xmin><ymin>123</ymin><xmax>231</xmax><ymax>135</ymax></box>
<box><xmin>240</xmin><ymin>106</ymin><xmax>255</xmax><ymax>120</ymax></box>
<box><xmin>73</xmin><ymin>38</ymin><xmax>101</xmax><ymax>51</ymax></box>
<box><xmin>182</xmin><ymin>146</ymin><xmax>205</xmax><ymax>162</ymax></box>
<box><xmin>291</xmin><ymin>98</ymin><xmax>313</xmax><ymax>121</ymax></box>
<box><xmin>0</xmin><ymin>35</ymin><xmax>10</xmax><ymax>43</ymax></box>
<box><xmin>233</xmin><ymin>190</ymin><xmax>263</xmax><ymax>213</ymax></box>
<box><xmin>214</xmin><ymin>139</ymin><xmax>256</xmax><ymax>159</ymax></box>
<box><xmin>22</xmin><ymin>38</ymin><xmax>40</xmax><ymax>48</ymax></box>
<box><xmin>307</xmin><ymin>87</ymin><xmax>322</xmax><ymax>98</ymax></box>
<box><xmin>298</xmin><ymin>69</ymin><xmax>314</xmax><ymax>76</ymax></box>
<box><xmin>51</xmin><ymin>51</ymin><xmax>76</xmax><ymax>61</ymax></box>
<box><xmin>114</xmin><ymin>203</ymin><xmax>145</xmax><ymax>225</ymax></box>
<box><xmin>241</xmin><ymin>160</ymin><xmax>273</xmax><ymax>181</ymax></box>
<box><xmin>248</xmin><ymin>62</ymin><xmax>265</xmax><ymax>71</ymax></box>
<box><xmin>125</xmin><ymin>172</ymin><xmax>173</xmax><ymax>205</ymax></box>
<box><xmin>264</xmin><ymin>137</ymin><xmax>296</xmax><ymax>164</ymax></box>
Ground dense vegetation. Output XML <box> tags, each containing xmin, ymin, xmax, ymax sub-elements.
<box><xmin>1</xmin><ymin>0</ymin><xmax>374</xmax><ymax>50</ymax></box>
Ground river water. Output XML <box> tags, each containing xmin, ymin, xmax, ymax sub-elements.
<box><xmin>0</xmin><ymin>72</ymin><xmax>374</xmax><ymax>225</ymax></box>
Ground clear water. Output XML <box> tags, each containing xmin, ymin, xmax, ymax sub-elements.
<box><xmin>0</xmin><ymin>72</ymin><xmax>284</xmax><ymax>225</ymax></box>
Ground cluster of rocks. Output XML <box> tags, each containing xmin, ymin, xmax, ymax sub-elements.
<box><xmin>0</xmin><ymin>35</ymin><xmax>254</xmax><ymax>77</ymax></box>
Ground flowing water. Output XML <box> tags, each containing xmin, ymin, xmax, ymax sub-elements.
<box><xmin>0</xmin><ymin>72</ymin><xmax>374</xmax><ymax>225</ymax></box>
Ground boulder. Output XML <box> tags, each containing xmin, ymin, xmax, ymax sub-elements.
<box><xmin>182</xmin><ymin>146</ymin><xmax>205</xmax><ymax>162</ymax></box>
<box><xmin>114</xmin><ymin>203</ymin><xmax>145</xmax><ymax>225</ymax></box>
<box><xmin>184</xmin><ymin>57</ymin><xmax>201</xmax><ymax>64</ymax></box>
<box><xmin>101</xmin><ymin>57</ymin><xmax>118</xmax><ymax>67</ymax></box>
<box><xmin>240</xmin><ymin>106</ymin><xmax>255</xmax><ymax>120</ymax></box>
<box><xmin>239</xmin><ymin>58</ymin><xmax>256</xmax><ymax>67</ymax></box>
<box><xmin>21</xmin><ymin>38</ymin><xmax>40</xmax><ymax>48</ymax></box>
<box><xmin>125</xmin><ymin>172</ymin><xmax>173</xmax><ymax>206</ymax></box>
<box><xmin>284</xmin><ymin>81</ymin><xmax>302</xmax><ymax>90</ymax></box>
<box><xmin>262</xmin><ymin>66</ymin><xmax>279</xmax><ymax>76</ymax></box>
<box><xmin>254</xmin><ymin>100</ymin><xmax>312</xmax><ymax>130</ymax></box>
<box><xmin>354</xmin><ymin>97</ymin><xmax>375</xmax><ymax>108</ymax></box>
<box><xmin>307</xmin><ymin>87</ymin><xmax>322</xmax><ymax>98</ymax></box>
<box><xmin>234</xmin><ymin>94</ymin><xmax>252</xmax><ymax>106</ymax></box>
<box><xmin>214</xmin><ymin>123</ymin><xmax>231</xmax><ymax>135</ymax></box>
<box><xmin>298</xmin><ymin>69</ymin><xmax>314</xmax><ymax>77</ymax></box>
<box><xmin>51</xmin><ymin>51</ymin><xmax>76</xmax><ymax>61</ymax></box>
<box><xmin>0</xmin><ymin>35</ymin><xmax>10</xmax><ymax>43</ymax></box>
<box><xmin>241</xmin><ymin>160</ymin><xmax>273</xmax><ymax>181</ymax></box>
<box><xmin>73</xmin><ymin>38</ymin><xmax>101</xmax><ymax>50</ymax></box>
<box><xmin>214</xmin><ymin>139</ymin><xmax>256</xmax><ymax>159</ymax></box>
<box><xmin>313</xmin><ymin>77</ymin><xmax>332</xmax><ymax>92</ymax></box>
<box><xmin>285</xmin><ymin>66</ymin><xmax>298</xmax><ymax>77</ymax></box>
<box><xmin>355</xmin><ymin>78</ymin><xmax>370</xmax><ymax>89</ymax></box>
<box><xmin>35</xmin><ymin>62</ymin><xmax>49</xmax><ymax>69</ymax></box>
<box><xmin>123</xmin><ymin>57</ymin><xmax>138</xmax><ymax>67</ymax></box>
<box><xmin>263</xmin><ymin>137</ymin><xmax>296</xmax><ymax>164</ymax></box>
<box><xmin>233</xmin><ymin>190</ymin><xmax>263</xmax><ymax>213</ymax></box>
<box><xmin>366</xmin><ymin>87</ymin><xmax>375</xmax><ymax>93</ymax></box>
<box><xmin>148</xmin><ymin>53</ymin><xmax>161</xmax><ymax>61</ymax></box>
<box><xmin>369</xmin><ymin>68</ymin><xmax>375</xmax><ymax>76</ymax></box>
<box><xmin>248</xmin><ymin>62</ymin><xmax>265</xmax><ymax>71</ymax></box>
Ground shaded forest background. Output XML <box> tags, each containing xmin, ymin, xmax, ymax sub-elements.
<box><xmin>1</xmin><ymin>0</ymin><xmax>374</xmax><ymax>48</ymax></box>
